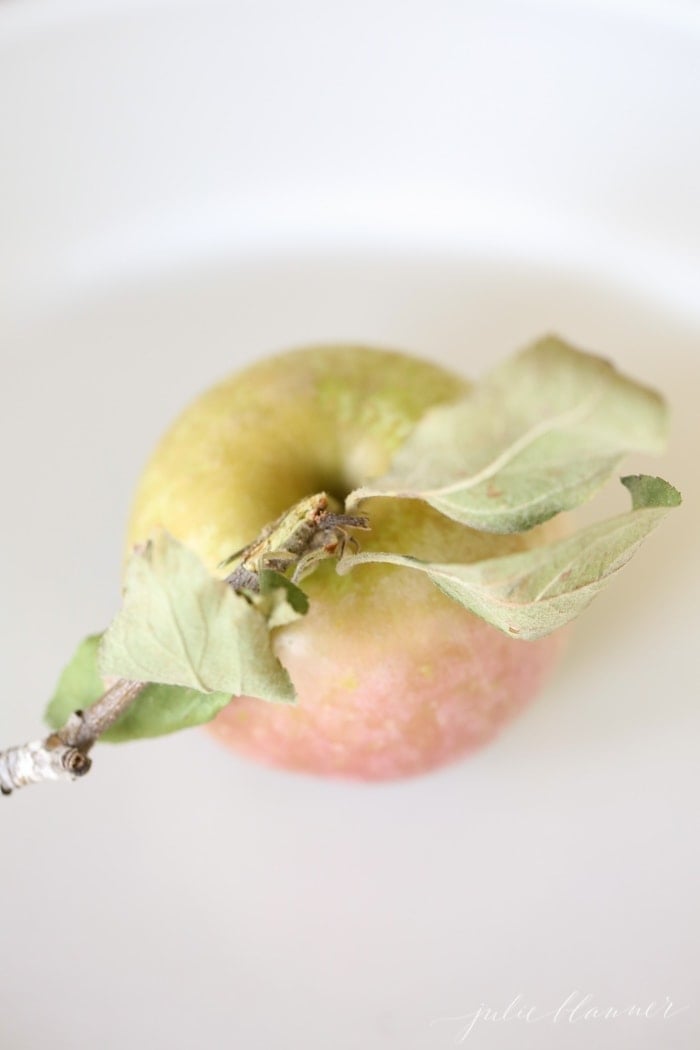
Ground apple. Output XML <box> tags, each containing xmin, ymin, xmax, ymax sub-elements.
<box><xmin>126</xmin><ymin>345</ymin><xmax>566</xmax><ymax>780</ymax></box>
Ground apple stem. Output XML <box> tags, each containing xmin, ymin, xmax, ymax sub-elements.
<box><xmin>0</xmin><ymin>678</ymin><xmax>146</xmax><ymax>796</ymax></box>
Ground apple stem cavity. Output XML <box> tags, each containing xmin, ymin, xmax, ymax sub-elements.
<box><xmin>0</xmin><ymin>678</ymin><xmax>145</xmax><ymax>795</ymax></box>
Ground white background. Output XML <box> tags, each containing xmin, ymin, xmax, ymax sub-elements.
<box><xmin>0</xmin><ymin>2</ymin><xmax>698</xmax><ymax>1048</ymax></box>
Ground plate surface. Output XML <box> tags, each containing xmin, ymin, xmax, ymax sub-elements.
<box><xmin>1</xmin><ymin>3</ymin><xmax>698</xmax><ymax>1049</ymax></box>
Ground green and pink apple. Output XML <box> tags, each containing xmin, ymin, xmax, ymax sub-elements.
<box><xmin>127</xmin><ymin>346</ymin><xmax>567</xmax><ymax>780</ymax></box>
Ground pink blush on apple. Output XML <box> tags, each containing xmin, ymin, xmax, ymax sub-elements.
<box><xmin>208</xmin><ymin>600</ymin><xmax>567</xmax><ymax>781</ymax></box>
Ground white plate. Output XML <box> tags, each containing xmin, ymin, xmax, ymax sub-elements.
<box><xmin>1</xmin><ymin>3</ymin><xmax>698</xmax><ymax>1049</ymax></box>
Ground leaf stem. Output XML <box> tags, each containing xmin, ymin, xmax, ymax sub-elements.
<box><xmin>0</xmin><ymin>678</ymin><xmax>145</xmax><ymax>796</ymax></box>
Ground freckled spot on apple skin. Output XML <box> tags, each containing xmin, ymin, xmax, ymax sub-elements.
<box><xmin>338</xmin><ymin>673</ymin><xmax>359</xmax><ymax>691</ymax></box>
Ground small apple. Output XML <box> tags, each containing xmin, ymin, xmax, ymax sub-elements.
<box><xmin>127</xmin><ymin>346</ymin><xmax>566</xmax><ymax>780</ymax></box>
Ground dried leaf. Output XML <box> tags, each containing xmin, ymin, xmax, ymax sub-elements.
<box><xmin>99</xmin><ymin>531</ymin><xmax>295</xmax><ymax>703</ymax></box>
<box><xmin>347</xmin><ymin>337</ymin><xmax>668</xmax><ymax>532</ymax></box>
<box><xmin>339</xmin><ymin>476</ymin><xmax>681</xmax><ymax>639</ymax></box>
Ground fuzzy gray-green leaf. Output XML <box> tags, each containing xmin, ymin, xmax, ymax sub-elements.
<box><xmin>347</xmin><ymin>336</ymin><xmax>668</xmax><ymax>532</ymax></box>
<box><xmin>339</xmin><ymin>476</ymin><xmax>681</xmax><ymax>639</ymax></box>
<box><xmin>98</xmin><ymin>531</ymin><xmax>296</xmax><ymax>703</ymax></box>
<box><xmin>45</xmin><ymin>634</ymin><xmax>234</xmax><ymax>741</ymax></box>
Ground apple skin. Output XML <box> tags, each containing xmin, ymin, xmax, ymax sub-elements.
<box><xmin>127</xmin><ymin>346</ymin><xmax>566</xmax><ymax>780</ymax></box>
